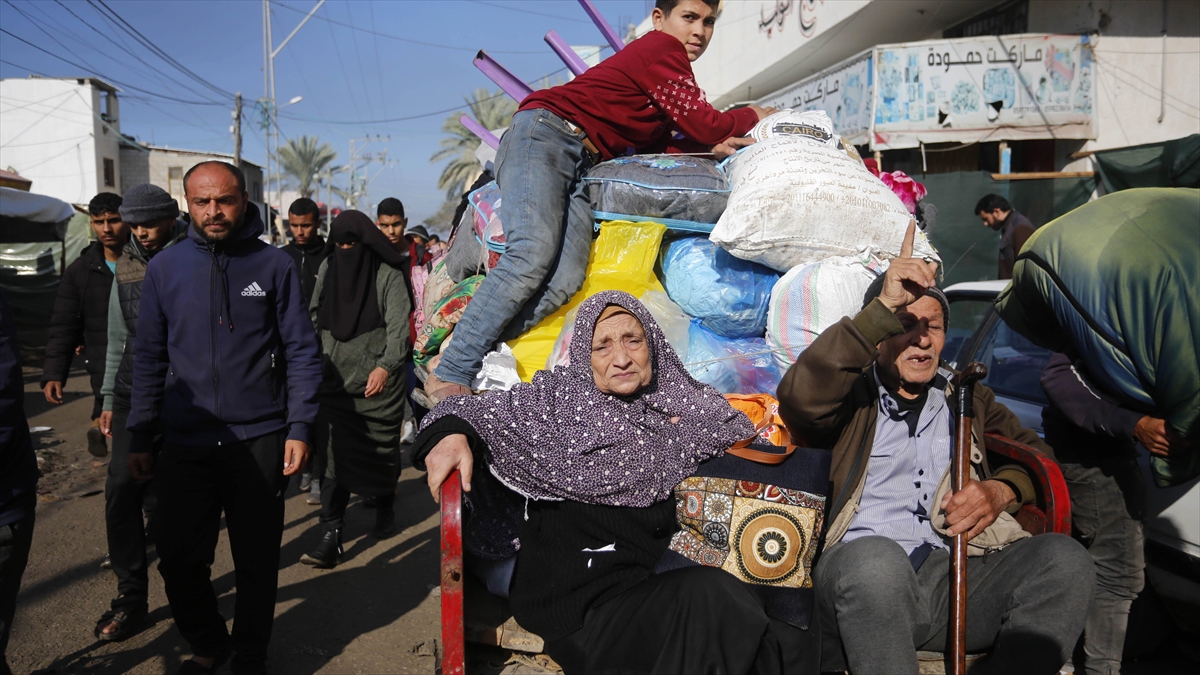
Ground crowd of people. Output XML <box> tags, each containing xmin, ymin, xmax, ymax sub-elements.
<box><xmin>0</xmin><ymin>1</ymin><xmax>1190</xmax><ymax>674</ymax></box>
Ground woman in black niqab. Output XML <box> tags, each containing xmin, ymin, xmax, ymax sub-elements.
<box><xmin>317</xmin><ymin>210</ymin><xmax>407</xmax><ymax>341</ymax></box>
<box><xmin>303</xmin><ymin>209</ymin><xmax>413</xmax><ymax>568</ymax></box>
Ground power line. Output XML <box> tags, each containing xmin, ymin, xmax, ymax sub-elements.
<box><xmin>49</xmin><ymin>0</ymin><xmax>225</xmax><ymax>106</ymax></box>
<box><xmin>272</xmin><ymin>0</ymin><xmax>547</xmax><ymax>54</ymax></box>
<box><xmin>320</xmin><ymin>1</ymin><xmax>362</xmax><ymax>114</ymax></box>
<box><xmin>88</xmin><ymin>0</ymin><xmax>235</xmax><ymax>100</ymax></box>
<box><xmin>467</xmin><ymin>0</ymin><xmax>589</xmax><ymax>24</ymax></box>
<box><xmin>342</xmin><ymin>1</ymin><xmax>378</xmax><ymax>116</ymax></box>
<box><xmin>367</xmin><ymin>0</ymin><xmax>387</xmax><ymax>118</ymax></box>
<box><xmin>0</xmin><ymin>29</ymin><xmax>228</xmax><ymax>106</ymax></box>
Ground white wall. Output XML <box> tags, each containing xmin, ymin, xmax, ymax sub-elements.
<box><xmin>1083</xmin><ymin>35</ymin><xmax>1200</xmax><ymax>156</ymax></box>
<box><xmin>681</xmin><ymin>0</ymin><xmax>1000</xmax><ymax>109</ymax></box>
<box><xmin>0</xmin><ymin>78</ymin><xmax>121</xmax><ymax>204</ymax></box>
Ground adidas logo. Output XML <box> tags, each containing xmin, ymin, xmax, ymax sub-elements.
<box><xmin>241</xmin><ymin>282</ymin><xmax>266</xmax><ymax>297</ymax></box>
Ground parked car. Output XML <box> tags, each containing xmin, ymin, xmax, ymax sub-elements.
<box><xmin>943</xmin><ymin>280</ymin><xmax>1200</xmax><ymax>639</ymax></box>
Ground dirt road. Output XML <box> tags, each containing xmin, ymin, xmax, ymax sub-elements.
<box><xmin>7</xmin><ymin>362</ymin><xmax>443</xmax><ymax>674</ymax></box>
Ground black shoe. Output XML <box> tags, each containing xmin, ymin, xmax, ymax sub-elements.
<box><xmin>87</xmin><ymin>426</ymin><xmax>108</xmax><ymax>458</ymax></box>
<box><xmin>372</xmin><ymin>505</ymin><xmax>397</xmax><ymax>539</ymax></box>
<box><xmin>299</xmin><ymin>527</ymin><xmax>342</xmax><ymax>568</ymax></box>
<box><xmin>362</xmin><ymin>495</ymin><xmax>378</xmax><ymax>508</ymax></box>
<box><xmin>230</xmin><ymin>655</ymin><xmax>269</xmax><ymax>675</ymax></box>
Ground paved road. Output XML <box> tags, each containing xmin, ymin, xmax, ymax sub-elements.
<box><xmin>8</xmin><ymin>364</ymin><xmax>442</xmax><ymax>675</ymax></box>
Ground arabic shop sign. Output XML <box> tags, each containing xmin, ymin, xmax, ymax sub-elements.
<box><xmin>758</xmin><ymin>50</ymin><xmax>873</xmax><ymax>145</ymax></box>
<box><xmin>872</xmin><ymin>33</ymin><xmax>1094</xmax><ymax>149</ymax></box>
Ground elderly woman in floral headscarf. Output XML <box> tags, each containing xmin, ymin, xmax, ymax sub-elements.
<box><xmin>415</xmin><ymin>291</ymin><xmax>816</xmax><ymax>674</ymax></box>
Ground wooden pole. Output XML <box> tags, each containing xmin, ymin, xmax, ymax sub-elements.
<box><xmin>950</xmin><ymin>362</ymin><xmax>988</xmax><ymax>675</ymax></box>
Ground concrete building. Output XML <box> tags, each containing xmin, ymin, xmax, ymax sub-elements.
<box><xmin>119</xmin><ymin>144</ymin><xmax>264</xmax><ymax>211</ymax></box>
<box><xmin>0</xmin><ymin>76</ymin><xmax>125</xmax><ymax>205</ymax></box>
<box><xmin>636</xmin><ymin>0</ymin><xmax>1199</xmax><ymax>172</ymax></box>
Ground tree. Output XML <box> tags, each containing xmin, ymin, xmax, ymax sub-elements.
<box><xmin>277</xmin><ymin>135</ymin><xmax>338</xmax><ymax>199</ymax></box>
<box><xmin>430</xmin><ymin>89</ymin><xmax>516</xmax><ymax>201</ymax></box>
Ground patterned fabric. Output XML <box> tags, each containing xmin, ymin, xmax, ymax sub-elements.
<box><xmin>656</xmin><ymin>441</ymin><xmax>832</xmax><ymax>629</ymax></box>
<box><xmin>842</xmin><ymin>365</ymin><xmax>954</xmax><ymax>556</ymax></box>
<box><xmin>672</xmin><ymin>475</ymin><xmax>824</xmax><ymax>588</ymax></box>
<box><xmin>421</xmin><ymin>290</ymin><xmax>756</xmax><ymax>507</ymax></box>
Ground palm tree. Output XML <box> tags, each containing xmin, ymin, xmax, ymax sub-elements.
<box><xmin>430</xmin><ymin>89</ymin><xmax>516</xmax><ymax>201</ymax></box>
<box><xmin>277</xmin><ymin>135</ymin><xmax>338</xmax><ymax>198</ymax></box>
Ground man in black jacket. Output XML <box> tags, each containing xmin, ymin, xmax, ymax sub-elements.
<box><xmin>1</xmin><ymin>292</ymin><xmax>37</xmax><ymax>675</ymax></box>
<box><xmin>40</xmin><ymin>192</ymin><xmax>129</xmax><ymax>457</ymax></box>
<box><xmin>281</xmin><ymin>197</ymin><xmax>328</xmax><ymax>308</ymax></box>
<box><xmin>281</xmin><ymin>197</ymin><xmax>329</xmax><ymax>502</ymax></box>
<box><xmin>93</xmin><ymin>184</ymin><xmax>186</xmax><ymax>643</ymax></box>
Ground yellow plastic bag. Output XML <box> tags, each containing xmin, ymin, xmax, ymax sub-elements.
<box><xmin>508</xmin><ymin>221</ymin><xmax>667</xmax><ymax>381</ymax></box>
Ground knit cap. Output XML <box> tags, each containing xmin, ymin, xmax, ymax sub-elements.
<box><xmin>119</xmin><ymin>183</ymin><xmax>179</xmax><ymax>224</ymax></box>
<box><xmin>862</xmin><ymin>273</ymin><xmax>950</xmax><ymax>323</ymax></box>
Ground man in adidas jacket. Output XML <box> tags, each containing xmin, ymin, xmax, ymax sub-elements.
<box><xmin>126</xmin><ymin>161</ymin><xmax>321</xmax><ymax>675</ymax></box>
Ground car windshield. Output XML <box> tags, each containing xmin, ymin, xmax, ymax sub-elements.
<box><xmin>945</xmin><ymin>299</ymin><xmax>994</xmax><ymax>367</ymax></box>
<box><xmin>973</xmin><ymin>316</ymin><xmax>1053</xmax><ymax>406</ymax></box>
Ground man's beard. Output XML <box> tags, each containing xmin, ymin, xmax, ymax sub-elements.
<box><xmin>192</xmin><ymin>217</ymin><xmax>241</xmax><ymax>243</ymax></box>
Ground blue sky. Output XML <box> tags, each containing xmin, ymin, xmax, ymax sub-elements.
<box><xmin>0</xmin><ymin>0</ymin><xmax>652</xmax><ymax>223</ymax></box>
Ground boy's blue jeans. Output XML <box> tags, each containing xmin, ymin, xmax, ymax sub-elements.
<box><xmin>435</xmin><ymin>108</ymin><xmax>596</xmax><ymax>387</ymax></box>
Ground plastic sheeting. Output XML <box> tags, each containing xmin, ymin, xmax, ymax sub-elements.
<box><xmin>660</xmin><ymin>235</ymin><xmax>778</xmax><ymax>339</ymax></box>
<box><xmin>1093</xmin><ymin>134</ymin><xmax>1200</xmax><ymax>193</ymax></box>
<box><xmin>916</xmin><ymin>171</ymin><xmax>1095</xmax><ymax>288</ymax></box>
<box><xmin>0</xmin><ymin>210</ymin><xmax>91</xmax><ymax>354</ymax></box>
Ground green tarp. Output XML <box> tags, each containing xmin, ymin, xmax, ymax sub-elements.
<box><xmin>918</xmin><ymin>171</ymin><xmax>1097</xmax><ymax>288</ymax></box>
<box><xmin>1094</xmin><ymin>134</ymin><xmax>1200</xmax><ymax>193</ymax></box>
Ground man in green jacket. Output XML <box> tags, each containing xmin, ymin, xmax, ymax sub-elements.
<box><xmin>778</xmin><ymin>223</ymin><xmax>1094</xmax><ymax>675</ymax></box>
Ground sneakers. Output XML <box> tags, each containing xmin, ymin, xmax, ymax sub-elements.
<box><xmin>372</xmin><ymin>504</ymin><xmax>397</xmax><ymax>539</ymax></box>
<box><xmin>87</xmin><ymin>422</ymin><xmax>108</xmax><ymax>458</ymax></box>
<box><xmin>299</xmin><ymin>527</ymin><xmax>342</xmax><ymax>569</ymax></box>
<box><xmin>400</xmin><ymin>418</ymin><xmax>416</xmax><ymax>445</ymax></box>
<box><xmin>100</xmin><ymin>553</ymin><xmax>112</xmax><ymax>570</ymax></box>
<box><xmin>297</xmin><ymin>472</ymin><xmax>313</xmax><ymax>492</ymax></box>
<box><xmin>305</xmin><ymin>480</ymin><xmax>321</xmax><ymax>506</ymax></box>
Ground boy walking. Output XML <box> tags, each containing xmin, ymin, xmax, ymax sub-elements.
<box><xmin>426</xmin><ymin>0</ymin><xmax>772</xmax><ymax>400</ymax></box>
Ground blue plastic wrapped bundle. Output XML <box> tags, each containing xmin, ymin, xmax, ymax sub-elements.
<box><xmin>660</xmin><ymin>236</ymin><xmax>780</xmax><ymax>339</ymax></box>
<box><xmin>684</xmin><ymin>320</ymin><xmax>783</xmax><ymax>395</ymax></box>
<box><xmin>583</xmin><ymin>154</ymin><xmax>729</xmax><ymax>232</ymax></box>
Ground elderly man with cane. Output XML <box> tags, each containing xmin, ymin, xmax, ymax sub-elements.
<box><xmin>777</xmin><ymin>222</ymin><xmax>1094</xmax><ymax>675</ymax></box>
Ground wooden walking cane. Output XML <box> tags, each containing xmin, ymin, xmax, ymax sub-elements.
<box><xmin>950</xmin><ymin>362</ymin><xmax>988</xmax><ymax>675</ymax></box>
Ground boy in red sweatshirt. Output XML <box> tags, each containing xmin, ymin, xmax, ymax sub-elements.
<box><xmin>429</xmin><ymin>0</ymin><xmax>773</xmax><ymax>399</ymax></box>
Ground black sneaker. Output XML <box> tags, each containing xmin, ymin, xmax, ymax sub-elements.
<box><xmin>87</xmin><ymin>425</ymin><xmax>108</xmax><ymax>458</ymax></box>
<box><xmin>372</xmin><ymin>505</ymin><xmax>397</xmax><ymax>539</ymax></box>
<box><xmin>299</xmin><ymin>528</ymin><xmax>342</xmax><ymax>569</ymax></box>
<box><xmin>100</xmin><ymin>553</ymin><xmax>112</xmax><ymax>570</ymax></box>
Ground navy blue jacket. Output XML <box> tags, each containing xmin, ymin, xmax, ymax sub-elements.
<box><xmin>0</xmin><ymin>292</ymin><xmax>37</xmax><ymax>527</ymax></box>
<box><xmin>127</xmin><ymin>203</ymin><xmax>322</xmax><ymax>450</ymax></box>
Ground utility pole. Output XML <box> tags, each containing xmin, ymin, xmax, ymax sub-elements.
<box><xmin>346</xmin><ymin>135</ymin><xmax>390</xmax><ymax>210</ymax></box>
<box><xmin>262</xmin><ymin>0</ymin><xmax>325</xmax><ymax>241</ymax></box>
<box><xmin>232</xmin><ymin>92</ymin><xmax>242</xmax><ymax>168</ymax></box>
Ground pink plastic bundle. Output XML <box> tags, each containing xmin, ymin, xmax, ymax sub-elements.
<box><xmin>878</xmin><ymin>171</ymin><xmax>927</xmax><ymax>216</ymax></box>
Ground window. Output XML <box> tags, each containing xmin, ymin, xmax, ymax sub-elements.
<box><xmin>973</xmin><ymin>317</ymin><xmax>1052</xmax><ymax>406</ymax></box>
<box><xmin>103</xmin><ymin>158</ymin><xmax>115</xmax><ymax>187</ymax></box>
<box><xmin>168</xmin><ymin>166</ymin><xmax>183</xmax><ymax>206</ymax></box>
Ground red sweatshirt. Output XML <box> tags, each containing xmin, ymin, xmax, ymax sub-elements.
<box><xmin>519</xmin><ymin>30</ymin><xmax>758</xmax><ymax>160</ymax></box>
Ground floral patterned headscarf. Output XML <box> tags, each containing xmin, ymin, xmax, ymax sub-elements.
<box><xmin>422</xmin><ymin>290</ymin><xmax>755</xmax><ymax>507</ymax></box>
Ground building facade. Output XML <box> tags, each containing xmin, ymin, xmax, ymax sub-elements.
<box><xmin>0</xmin><ymin>76</ymin><xmax>124</xmax><ymax>205</ymax></box>
<box><xmin>119</xmin><ymin>144</ymin><xmax>263</xmax><ymax>211</ymax></box>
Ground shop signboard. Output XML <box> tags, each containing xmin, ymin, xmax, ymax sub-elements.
<box><xmin>758</xmin><ymin>50</ymin><xmax>873</xmax><ymax>146</ymax></box>
<box><xmin>871</xmin><ymin>33</ymin><xmax>1094</xmax><ymax>149</ymax></box>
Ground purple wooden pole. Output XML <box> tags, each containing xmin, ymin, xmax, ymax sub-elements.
<box><xmin>459</xmin><ymin>114</ymin><xmax>500</xmax><ymax>150</ymax></box>
<box><xmin>473</xmin><ymin>50</ymin><xmax>534</xmax><ymax>103</ymax></box>
<box><xmin>577</xmin><ymin>0</ymin><xmax>624</xmax><ymax>52</ymax></box>
<box><xmin>545</xmin><ymin>30</ymin><xmax>589</xmax><ymax>76</ymax></box>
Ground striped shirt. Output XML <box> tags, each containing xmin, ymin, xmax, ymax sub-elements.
<box><xmin>843</xmin><ymin>366</ymin><xmax>955</xmax><ymax>557</ymax></box>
